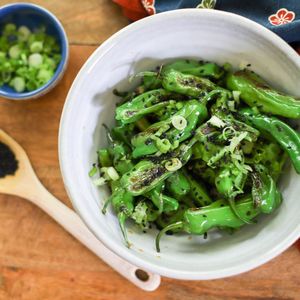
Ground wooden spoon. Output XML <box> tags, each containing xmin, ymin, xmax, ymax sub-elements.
<box><xmin>0</xmin><ymin>129</ymin><xmax>160</xmax><ymax>291</ymax></box>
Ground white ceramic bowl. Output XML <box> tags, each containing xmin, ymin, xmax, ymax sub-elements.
<box><xmin>59</xmin><ymin>9</ymin><xmax>300</xmax><ymax>280</ymax></box>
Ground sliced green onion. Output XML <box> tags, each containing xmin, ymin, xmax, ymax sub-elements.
<box><xmin>4</xmin><ymin>23</ymin><xmax>16</xmax><ymax>35</ymax></box>
<box><xmin>232</xmin><ymin>91</ymin><xmax>241</xmax><ymax>103</ymax></box>
<box><xmin>156</xmin><ymin>138</ymin><xmax>171</xmax><ymax>153</ymax></box>
<box><xmin>107</xmin><ymin>167</ymin><xmax>120</xmax><ymax>181</ymax></box>
<box><xmin>18</xmin><ymin>26</ymin><xmax>31</xmax><ymax>41</ymax></box>
<box><xmin>228</xmin><ymin>100</ymin><xmax>236</xmax><ymax>111</ymax></box>
<box><xmin>37</xmin><ymin>69</ymin><xmax>53</xmax><ymax>84</ymax></box>
<box><xmin>100</xmin><ymin>166</ymin><xmax>120</xmax><ymax>181</ymax></box>
<box><xmin>165</xmin><ymin>158</ymin><xmax>182</xmax><ymax>172</ymax></box>
<box><xmin>12</xmin><ymin>77</ymin><xmax>25</xmax><ymax>92</ymax></box>
<box><xmin>171</xmin><ymin>115</ymin><xmax>187</xmax><ymax>130</ymax></box>
<box><xmin>9</xmin><ymin>45</ymin><xmax>21</xmax><ymax>59</ymax></box>
<box><xmin>28</xmin><ymin>53</ymin><xmax>43</xmax><ymax>67</ymax></box>
<box><xmin>20</xmin><ymin>53</ymin><xmax>28</xmax><ymax>64</ymax></box>
<box><xmin>89</xmin><ymin>166</ymin><xmax>98</xmax><ymax>177</ymax></box>
<box><xmin>229</xmin><ymin>132</ymin><xmax>248</xmax><ymax>153</ymax></box>
<box><xmin>208</xmin><ymin>115</ymin><xmax>226</xmax><ymax>128</ymax></box>
<box><xmin>30</xmin><ymin>41</ymin><xmax>43</xmax><ymax>53</ymax></box>
<box><xmin>93</xmin><ymin>177</ymin><xmax>107</xmax><ymax>186</ymax></box>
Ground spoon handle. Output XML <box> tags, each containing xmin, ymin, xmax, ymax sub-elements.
<box><xmin>24</xmin><ymin>179</ymin><xmax>160</xmax><ymax>291</ymax></box>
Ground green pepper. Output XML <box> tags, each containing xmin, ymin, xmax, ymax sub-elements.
<box><xmin>166</xmin><ymin>170</ymin><xmax>190</xmax><ymax>199</ymax></box>
<box><xmin>97</xmin><ymin>148</ymin><xmax>112</xmax><ymax>167</ymax></box>
<box><xmin>245</xmin><ymin>140</ymin><xmax>286</xmax><ymax>180</ymax></box>
<box><xmin>153</xmin><ymin>101</ymin><xmax>185</xmax><ymax>121</ymax></box>
<box><xmin>112</xmin><ymin>123</ymin><xmax>135</xmax><ymax>147</ymax></box>
<box><xmin>119</xmin><ymin>131</ymin><xmax>200</xmax><ymax>196</ymax></box>
<box><xmin>145</xmin><ymin>183</ymin><xmax>179</xmax><ymax>213</ymax></box>
<box><xmin>142</xmin><ymin>72</ymin><xmax>162</xmax><ymax>90</ymax></box>
<box><xmin>156</xmin><ymin>195</ymin><xmax>259</xmax><ymax>252</ymax></box>
<box><xmin>162</xmin><ymin>59</ymin><xmax>224</xmax><ymax>80</ymax></box>
<box><xmin>102</xmin><ymin>184</ymin><xmax>134</xmax><ymax>247</ymax></box>
<box><xmin>155</xmin><ymin>203</ymin><xmax>189</xmax><ymax>233</ymax></box>
<box><xmin>162</xmin><ymin>69</ymin><xmax>216</xmax><ymax>97</ymax></box>
<box><xmin>226</xmin><ymin>70</ymin><xmax>300</xmax><ymax>118</ymax></box>
<box><xmin>215</xmin><ymin>164</ymin><xmax>250</xmax><ymax>224</ymax></box>
<box><xmin>240</xmin><ymin>108</ymin><xmax>300</xmax><ymax>174</ymax></box>
<box><xmin>251</xmin><ymin>165</ymin><xmax>282</xmax><ymax>214</ymax></box>
<box><xmin>184</xmin><ymin>171</ymin><xmax>212</xmax><ymax>206</ymax></box>
<box><xmin>189</xmin><ymin>160</ymin><xmax>216</xmax><ymax>185</ymax></box>
<box><xmin>131</xmin><ymin>100</ymin><xmax>208</xmax><ymax>158</ymax></box>
<box><xmin>103</xmin><ymin>124</ymin><xmax>134</xmax><ymax>175</ymax></box>
<box><xmin>115</xmin><ymin>89</ymin><xmax>172</xmax><ymax>124</ymax></box>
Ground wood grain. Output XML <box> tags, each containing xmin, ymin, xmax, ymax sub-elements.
<box><xmin>0</xmin><ymin>0</ymin><xmax>129</xmax><ymax>45</ymax></box>
<box><xmin>0</xmin><ymin>1</ymin><xmax>299</xmax><ymax>299</ymax></box>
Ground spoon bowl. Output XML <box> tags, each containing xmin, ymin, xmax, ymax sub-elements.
<box><xmin>0</xmin><ymin>129</ymin><xmax>160</xmax><ymax>291</ymax></box>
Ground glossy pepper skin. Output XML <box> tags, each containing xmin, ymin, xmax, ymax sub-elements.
<box><xmin>103</xmin><ymin>183</ymin><xmax>134</xmax><ymax>247</ymax></box>
<box><xmin>166</xmin><ymin>170</ymin><xmax>190</xmax><ymax>199</ymax></box>
<box><xmin>189</xmin><ymin>160</ymin><xmax>216</xmax><ymax>185</ymax></box>
<box><xmin>115</xmin><ymin>89</ymin><xmax>172</xmax><ymax>124</ymax></box>
<box><xmin>102</xmin><ymin>124</ymin><xmax>134</xmax><ymax>175</ymax></box>
<box><xmin>112</xmin><ymin>123</ymin><xmax>135</xmax><ymax>147</ymax></box>
<box><xmin>226</xmin><ymin>70</ymin><xmax>300</xmax><ymax>118</ymax></box>
<box><xmin>251</xmin><ymin>165</ymin><xmax>282</xmax><ymax>214</ymax></box>
<box><xmin>97</xmin><ymin>148</ymin><xmax>112</xmax><ymax>167</ymax></box>
<box><xmin>162</xmin><ymin>69</ymin><xmax>216</xmax><ymax>97</ymax></box>
<box><xmin>245</xmin><ymin>141</ymin><xmax>287</xmax><ymax>181</ymax></box>
<box><xmin>215</xmin><ymin>164</ymin><xmax>250</xmax><ymax>224</ymax></box>
<box><xmin>145</xmin><ymin>183</ymin><xmax>179</xmax><ymax>213</ymax></box>
<box><xmin>156</xmin><ymin>196</ymin><xmax>259</xmax><ymax>252</ymax></box>
<box><xmin>162</xmin><ymin>59</ymin><xmax>224</xmax><ymax>80</ymax></box>
<box><xmin>240</xmin><ymin>108</ymin><xmax>300</xmax><ymax>174</ymax></box>
<box><xmin>155</xmin><ymin>203</ymin><xmax>189</xmax><ymax>233</ymax></box>
<box><xmin>118</xmin><ymin>129</ymin><xmax>201</xmax><ymax>196</ymax></box>
<box><xmin>184</xmin><ymin>172</ymin><xmax>212</xmax><ymax>207</ymax></box>
<box><xmin>131</xmin><ymin>100</ymin><xmax>208</xmax><ymax>158</ymax></box>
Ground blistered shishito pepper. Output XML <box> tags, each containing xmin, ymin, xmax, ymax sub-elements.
<box><xmin>156</xmin><ymin>195</ymin><xmax>259</xmax><ymax>252</ymax></box>
<box><xmin>118</xmin><ymin>130</ymin><xmax>201</xmax><ymax>196</ymax></box>
<box><xmin>166</xmin><ymin>170</ymin><xmax>190</xmax><ymax>199</ymax></box>
<box><xmin>245</xmin><ymin>141</ymin><xmax>287</xmax><ymax>180</ymax></box>
<box><xmin>162</xmin><ymin>59</ymin><xmax>224</xmax><ymax>80</ymax></box>
<box><xmin>189</xmin><ymin>160</ymin><xmax>217</xmax><ymax>185</ymax></box>
<box><xmin>162</xmin><ymin>69</ymin><xmax>216</xmax><ymax>97</ymax></box>
<box><xmin>226</xmin><ymin>70</ymin><xmax>300</xmax><ymax>118</ymax></box>
<box><xmin>153</xmin><ymin>101</ymin><xmax>184</xmax><ymax>121</ymax></box>
<box><xmin>112</xmin><ymin>123</ymin><xmax>135</xmax><ymax>147</ymax></box>
<box><xmin>184</xmin><ymin>171</ymin><xmax>212</xmax><ymax>206</ymax></box>
<box><xmin>97</xmin><ymin>148</ymin><xmax>112</xmax><ymax>167</ymax></box>
<box><xmin>102</xmin><ymin>125</ymin><xmax>134</xmax><ymax>175</ymax></box>
<box><xmin>145</xmin><ymin>183</ymin><xmax>179</xmax><ymax>213</ymax></box>
<box><xmin>155</xmin><ymin>203</ymin><xmax>189</xmax><ymax>233</ymax></box>
<box><xmin>131</xmin><ymin>100</ymin><xmax>208</xmax><ymax>158</ymax></box>
<box><xmin>102</xmin><ymin>183</ymin><xmax>134</xmax><ymax>247</ymax></box>
<box><xmin>215</xmin><ymin>164</ymin><xmax>250</xmax><ymax>224</ymax></box>
<box><xmin>251</xmin><ymin>165</ymin><xmax>282</xmax><ymax>214</ymax></box>
<box><xmin>115</xmin><ymin>89</ymin><xmax>173</xmax><ymax>124</ymax></box>
<box><xmin>239</xmin><ymin>108</ymin><xmax>300</xmax><ymax>174</ymax></box>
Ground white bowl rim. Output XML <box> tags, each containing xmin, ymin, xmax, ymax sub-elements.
<box><xmin>59</xmin><ymin>8</ymin><xmax>300</xmax><ymax>280</ymax></box>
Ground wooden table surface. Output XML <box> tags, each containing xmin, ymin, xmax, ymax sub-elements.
<box><xmin>0</xmin><ymin>1</ymin><xmax>299</xmax><ymax>299</ymax></box>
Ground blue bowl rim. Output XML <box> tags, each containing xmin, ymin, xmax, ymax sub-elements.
<box><xmin>0</xmin><ymin>2</ymin><xmax>69</xmax><ymax>100</ymax></box>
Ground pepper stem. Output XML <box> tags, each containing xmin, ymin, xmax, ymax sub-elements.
<box><xmin>228</xmin><ymin>198</ymin><xmax>253</xmax><ymax>225</ymax></box>
<box><xmin>102</xmin><ymin>194</ymin><xmax>113</xmax><ymax>214</ymax></box>
<box><xmin>118</xmin><ymin>212</ymin><xmax>130</xmax><ymax>248</ymax></box>
<box><xmin>102</xmin><ymin>123</ymin><xmax>114</xmax><ymax>144</ymax></box>
<box><xmin>201</xmin><ymin>89</ymin><xmax>228</xmax><ymax>105</ymax></box>
<box><xmin>155</xmin><ymin>221</ymin><xmax>183</xmax><ymax>253</ymax></box>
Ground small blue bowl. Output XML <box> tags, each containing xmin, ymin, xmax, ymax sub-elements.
<box><xmin>0</xmin><ymin>3</ymin><xmax>69</xmax><ymax>100</ymax></box>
